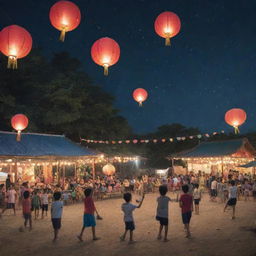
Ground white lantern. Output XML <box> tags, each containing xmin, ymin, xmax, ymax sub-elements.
<box><xmin>102</xmin><ymin>163</ymin><xmax>116</xmax><ymax>176</ymax></box>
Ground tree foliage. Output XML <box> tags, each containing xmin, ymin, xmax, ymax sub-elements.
<box><xmin>0</xmin><ymin>50</ymin><xmax>132</xmax><ymax>140</ymax></box>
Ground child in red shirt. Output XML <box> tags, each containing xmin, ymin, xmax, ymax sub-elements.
<box><xmin>22</xmin><ymin>191</ymin><xmax>32</xmax><ymax>230</ymax></box>
<box><xmin>179</xmin><ymin>184</ymin><xmax>193</xmax><ymax>238</ymax></box>
<box><xmin>77</xmin><ymin>188</ymin><xmax>101</xmax><ymax>242</ymax></box>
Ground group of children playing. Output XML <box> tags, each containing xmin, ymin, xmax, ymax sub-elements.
<box><xmin>19</xmin><ymin>181</ymin><xmax>238</xmax><ymax>243</ymax></box>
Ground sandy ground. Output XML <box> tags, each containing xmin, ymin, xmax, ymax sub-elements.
<box><xmin>0</xmin><ymin>193</ymin><xmax>256</xmax><ymax>256</ymax></box>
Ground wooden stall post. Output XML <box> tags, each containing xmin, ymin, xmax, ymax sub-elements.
<box><xmin>92</xmin><ymin>159</ymin><xmax>96</xmax><ymax>186</ymax></box>
<box><xmin>14</xmin><ymin>159</ymin><xmax>18</xmax><ymax>183</ymax></box>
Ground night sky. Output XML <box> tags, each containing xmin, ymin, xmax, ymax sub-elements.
<box><xmin>1</xmin><ymin>0</ymin><xmax>256</xmax><ymax>134</ymax></box>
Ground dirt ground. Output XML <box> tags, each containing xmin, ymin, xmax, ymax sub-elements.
<box><xmin>0</xmin><ymin>193</ymin><xmax>256</xmax><ymax>256</ymax></box>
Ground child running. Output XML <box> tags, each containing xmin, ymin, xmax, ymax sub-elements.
<box><xmin>51</xmin><ymin>192</ymin><xmax>63</xmax><ymax>242</ymax></box>
<box><xmin>224</xmin><ymin>180</ymin><xmax>237</xmax><ymax>219</ymax></box>
<box><xmin>120</xmin><ymin>192</ymin><xmax>145</xmax><ymax>243</ymax></box>
<box><xmin>77</xmin><ymin>188</ymin><xmax>101</xmax><ymax>242</ymax></box>
<box><xmin>22</xmin><ymin>191</ymin><xmax>32</xmax><ymax>231</ymax></box>
<box><xmin>179</xmin><ymin>184</ymin><xmax>193</xmax><ymax>238</ymax></box>
<box><xmin>156</xmin><ymin>185</ymin><xmax>171</xmax><ymax>242</ymax></box>
<box><xmin>193</xmin><ymin>184</ymin><xmax>201</xmax><ymax>215</ymax></box>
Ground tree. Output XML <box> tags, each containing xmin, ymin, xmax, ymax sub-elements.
<box><xmin>0</xmin><ymin>50</ymin><xmax>132</xmax><ymax>140</ymax></box>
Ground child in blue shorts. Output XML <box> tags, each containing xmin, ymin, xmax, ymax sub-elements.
<box><xmin>77</xmin><ymin>188</ymin><xmax>102</xmax><ymax>242</ymax></box>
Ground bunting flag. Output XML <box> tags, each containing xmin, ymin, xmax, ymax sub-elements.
<box><xmin>80</xmin><ymin>131</ymin><xmax>225</xmax><ymax>145</ymax></box>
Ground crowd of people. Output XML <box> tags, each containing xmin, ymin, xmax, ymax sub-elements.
<box><xmin>0</xmin><ymin>170</ymin><xmax>255</xmax><ymax>242</ymax></box>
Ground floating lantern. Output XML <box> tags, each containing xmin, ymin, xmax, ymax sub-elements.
<box><xmin>154</xmin><ymin>11</ymin><xmax>181</xmax><ymax>46</ymax></box>
<box><xmin>133</xmin><ymin>88</ymin><xmax>148</xmax><ymax>106</ymax></box>
<box><xmin>91</xmin><ymin>37</ymin><xmax>120</xmax><ymax>76</ymax></box>
<box><xmin>11</xmin><ymin>114</ymin><xmax>29</xmax><ymax>141</ymax></box>
<box><xmin>102</xmin><ymin>163</ymin><xmax>116</xmax><ymax>176</ymax></box>
<box><xmin>49</xmin><ymin>0</ymin><xmax>81</xmax><ymax>42</ymax></box>
<box><xmin>225</xmin><ymin>108</ymin><xmax>247</xmax><ymax>134</ymax></box>
<box><xmin>0</xmin><ymin>25</ymin><xmax>32</xmax><ymax>69</ymax></box>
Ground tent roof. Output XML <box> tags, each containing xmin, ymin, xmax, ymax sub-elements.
<box><xmin>0</xmin><ymin>131</ymin><xmax>98</xmax><ymax>158</ymax></box>
<box><xmin>172</xmin><ymin>138</ymin><xmax>255</xmax><ymax>158</ymax></box>
<box><xmin>238</xmin><ymin>161</ymin><xmax>256</xmax><ymax>168</ymax></box>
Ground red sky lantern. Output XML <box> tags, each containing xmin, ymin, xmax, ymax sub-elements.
<box><xmin>11</xmin><ymin>114</ymin><xmax>29</xmax><ymax>141</ymax></box>
<box><xmin>225</xmin><ymin>108</ymin><xmax>247</xmax><ymax>134</ymax></box>
<box><xmin>154</xmin><ymin>11</ymin><xmax>181</xmax><ymax>46</ymax></box>
<box><xmin>133</xmin><ymin>88</ymin><xmax>148</xmax><ymax>106</ymax></box>
<box><xmin>0</xmin><ymin>25</ymin><xmax>32</xmax><ymax>69</ymax></box>
<box><xmin>49</xmin><ymin>0</ymin><xmax>81</xmax><ymax>42</ymax></box>
<box><xmin>91</xmin><ymin>37</ymin><xmax>120</xmax><ymax>76</ymax></box>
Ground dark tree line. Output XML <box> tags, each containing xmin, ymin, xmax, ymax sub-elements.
<box><xmin>0</xmin><ymin>50</ymin><xmax>131</xmax><ymax>141</ymax></box>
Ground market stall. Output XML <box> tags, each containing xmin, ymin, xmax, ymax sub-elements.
<box><xmin>170</xmin><ymin>138</ymin><xmax>256</xmax><ymax>176</ymax></box>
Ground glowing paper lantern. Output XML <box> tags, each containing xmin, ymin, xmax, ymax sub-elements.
<box><xmin>154</xmin><ymin>11</ymin><xmax>181</xmax><ymax>46</ymax></box>
<box><xmin>0</xmin><ymin>25</ymin><xmax>32</xmax><ymax>69</ymax></box>
<box><xmin>11</xmin><ymin>114</ymin><xmax>29</xmax><ymax>141</ymax></box>
<box><xmin>91</xmin><ymin>37</ymin><xmax>120</xmax><ymax>76</ymax></box>
<box><xmin>225</xmin><ymin>108</ymin><xmax>247</xmax><ymax>134</ymax></box>
<box><xmin>49</xmin><ymin>0</ymin><xmax>81</xmax><ymax>42</ymax></box>
<box><xmin>133</xmin><ymin>88</ymin><xmax>148</xmax><ymax>106</ymax></box>
<box><xmin>102</xmin><ymin>163</ymin><xmax>116</xmax><ymax>176</ymax></box>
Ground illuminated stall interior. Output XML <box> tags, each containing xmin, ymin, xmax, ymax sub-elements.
<box><xmin>0</xmin><ymin>131</ymin><xmax>101</xmax><ymax>183</ymax></box>
<box><xmin>171</xmin><ymin>138</ymin><xmax>256</xmax><ymax>176</ymax></box>
<box><xmin>0</xmin><ymin>131</ymin><xmax>142</xmax><ymax>184</ymax></box>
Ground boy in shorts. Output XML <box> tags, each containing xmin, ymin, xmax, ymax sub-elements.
<box><xmin>156</xmin><ymin>185</ymin><xmax>171</xmax><ymax>241</ymax></box>
<box><xmin>22</xmin><ymin>191</ymin><xmax>32</xmax><ymax>230</ymax></box>
<box><xmin>51</xmin><ymin>192</ymin><xmax>63</xmax><ymax>242</ymax></box>
<box><xmin>120</xmin><ymin>192</ymin><xmax>145</xmax><ymax>243</ymax></box>
<box><xmin>41</xmin><ymin>189</ymin><xmax>49</xmax><ymax>219</ymax></box>
<box><xmin>179</xmin><ymin>185</ymin><xmax>193</xmax><ymax>238</ymax></box>
<box><xmin>224</xmin><ymin>180</ymin><xmax>237</xmax><ymax>219</ymax></box>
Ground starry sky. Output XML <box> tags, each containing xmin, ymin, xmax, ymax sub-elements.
<box><xmin>1</xmin><ymin>0</ymin><xmax>256</xmax><ymax>134</ymax></box>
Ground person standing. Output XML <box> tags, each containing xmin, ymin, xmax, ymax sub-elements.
<box><xmin>1</xmin><ymin>185</ymin><xmax>17</xmax><ymax>216</ymax></box>
<box><xmin>120</xmin><ymin>192</ymin><xmax>145</xmax><ymax>243</ymax></box>
<box><xmin>51</xmin><ymin>192</ymin><xmax>63</xmax><ymax>242</ymax></box>
<box><xmin>156</xmin><ymin>185</ymin><xmax>171</xmax><ymax>241</ymax></box>
<box><xmin>224</xmin><ymin>180</ymin><xmax>238</xmax><ymax>219</ymax></box>
<box><xmin>77</xmin><ymin>188</ymin><xmax>101</xmax><ymax>242</ymax></box>
<box><xmin>22</xmin><ymin>191</ymin><xmax>32</xmax><ymax>230</ymax></box>
<box><xmin>179</xmin><ymin>185</ymin><xmax>193</xmax><ymax>238</ymax></box>
<box><xmin>193</xmin><ymin>184</ymin><xmax>201</xmax><ymax>214</ymax></box>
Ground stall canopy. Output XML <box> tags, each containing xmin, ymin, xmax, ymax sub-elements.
<box><xmin>0</xmin><ymin>131</ymin><xmax>97</xmax><ymax>158</ymax></box>
<box><xmin>171</xmin><ymin>138</ymin><xmax>256</xmax><ymax>159</ymax></box>
<box><xmin>238</xmin><ymin>161</ymin><xmax>256</xmax><ymax>168</ymax></box>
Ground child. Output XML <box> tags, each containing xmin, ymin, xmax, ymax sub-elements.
<box><xmin>156</xmin><ymin>185</ymin><xmax>171</xmax><ymax>241</ymax></box>
<box><xmin>179</xmin><ymin>185</ymin><xmax>193</xmax><ymax>238</ymax></box>
<box><xmin>224</xmin><ymin>180</ymin><xmax>237</xmax><ymax>219</ymax></box>
<box><xmin>22</xmin><ymin>191</ymin><xmax>32</xmax><ymax>230</ymax></box>
<box><xmin>51</xmin><ymin>192</ymin><xmax>63</xmax><ymax>242</ymax></box>
<box><xmin>41</xmin><ymin>189</ymin><xmax>49</xmax><ymax>219</ymax></box>
<box><xmin>193</xmin><ymin>184</ymin><xmax>201</xmax><ymax>215</ymax></box>
<box><xmin>31</xmin><ymin>190</ymin><xmax>40</xmax><ymax>220</ymax></box>
<box><xmin>120</xmin><ymin>192</ymin><xmax>145</xmax><ymax>243</ymax></box>
<box><xmin>77</xmin><ymin>188</ymin><xmax>101</xmax><ymax>242</ymax></box>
